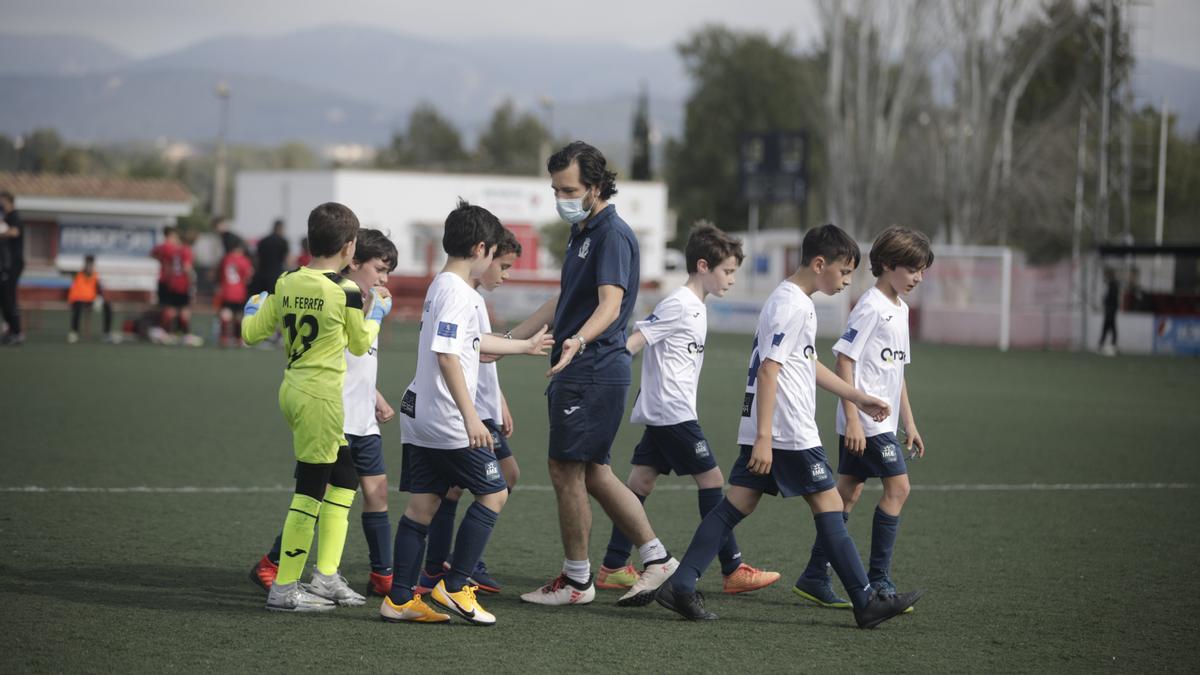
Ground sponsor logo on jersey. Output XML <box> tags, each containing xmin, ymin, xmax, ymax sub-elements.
<box><xmin>472</xmin><ymin>337</ymin><xmax>480</xmax><ymax>352</ymax></box>
<box><xmin>880</xmin><ymin>347</ymin><xmax>907</xmax><ymax>363</ymax></box>
<box><xmin>437</xmin><ymin>321</ymin><xmax>458</xmax><ymax>338</ymax></box>
<box><xmin>578</xmin><ymin>238</ymin><xmax>592</xmax><ymax>259</ymax></box>
<box><xmin>841</xmin><ymin>327</ymin><xmax>859</xmax><ymax>343</ymax></box>
<box><xmin>772</xmin><ymin>332</ymin><xmax>786</xmax><ymax>346</ymax></box>
<box><xmin>741</xmin><ymin>393</ymin><xmax>755</xmax><ymax>417</ymax></box>
<box><xmin>400</xmin><ymin>390</ymin><xmax>417</xmax><ymax>418</ymax></box>
<box><xmin>803</xmin><ymin>345</ymin><xmax>816</xmax><ymax>360</ymax></box>
<box><xmin>880</xmin><ymin>444</ymin><xmax>898</xmax><ymax>463</ymax></box>
<box><xmin>694</xmin><ymin>441</ymin><xmax>711</xmax><ymax>458</ymax></box>
<box><xmin>810</xmin><ymin>463</ymin><xmax>829</xmax><ymax>480</ymax></box>
<box><xmin>484</xmin><ymin>461</ymin><xmax>500</xmax><ymax>480</ymax></box>
<box><xmin>687</xmin><ymin>341</ymin><xmax>705</xmax><ymax>354</ymax></box>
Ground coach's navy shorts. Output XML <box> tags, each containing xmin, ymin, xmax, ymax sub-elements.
<box><xmin>838</xmin><ymin>431</ymin><xmax>908</xmax><ymax>479</ymax></box>
<box><xmin>481</xmin><ymin>419</ymin><xmax>513</xmax><ymax>461</ymax></box>
<box><xmin>346</xmin><ymin>433</ymin><xmax>386</xmax><ymax>477</ymax></box>
<box><xmin>546</xmin><ymin>381</ymin><xmax>627</xmax><ymax>465</ymax></box>
<box><xmin>398</xmin><ymin>443</ymin><xmax>507</xmax><ymax>496</ymax></box>
<box><xmin>631</xmin><ymin>421</ymin><xmax>718</xmax><ymax>476</ymax></box>
<box><xmin>728</xmin><ymin>444</ymin><xmax>837</xmax><ymax>497</ymax></box>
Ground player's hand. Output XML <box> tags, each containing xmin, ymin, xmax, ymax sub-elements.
<box><xmin>375</xmin><ymin>397</ymin><xmax>395</xmax><ymax>424</ymax></box>
<box><xmin>367</xmin><ymin>287</ymin><xmax>392</xmax><ymax>323</ymax></box>
<box><xmin>244</xmin><ymin>291</ymin><xmax>268</xmax><ymax>317</ymax></box>
<box><xmin>501</xmin><ymin>398</ymin><xmax>514</xmax><ymax>438</ymax></box>
<box><xmin>547</xmin><ymin>332</ymin><xmax>579</xmax><ymax>377</ymax></box>
<box><xmin>844</xmin><ymin>419</ymin><xmax>867</xmax><ymax>456</ymax></box>
<box><xmin>480</xmin><ymin>352</ymin><xmax>501</xmax><ymax>364</ymax></box>
<box><xmin>467</xmin><ymin>416</ymin><xmax>494</xmax><ymax>451</ymax></box>
<box><xmin>855</xmin><ymin>392</ymin><xmax>891</xmax><ymax>423</ymax></box>
<box><xmin>747</xmin><ymin>437</ymin><xmax>773</xmax><ymax>475</ymax></box>
<box><xmin>904</xmin><ymin>425</ymin><xmax>924</xmax><ymax>459</ymax></box>
<box><xmin>523</xmin><ymin>324</ymin><xmax>553</xmax><ymax>357</ymax></box>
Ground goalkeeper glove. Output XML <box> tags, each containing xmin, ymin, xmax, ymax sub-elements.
<box><xmin>244</xmin><ymin>291</ymin><xmax>268</xmax><ymax>317</ymax></box>
<box><xmin>367</xmin><ymin>288</ymin><xmax>392</xmax><ymax>323</ymax></box>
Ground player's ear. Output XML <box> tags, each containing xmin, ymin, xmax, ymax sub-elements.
<box><xmin>695</xmin><ymin>258</ymin><xmax>710</xmax><ymax>274</ymax></box>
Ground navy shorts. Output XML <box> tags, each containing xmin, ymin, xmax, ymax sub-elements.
<box><xmin>398</xmin><ymin>443</ymin><xmax>507</xmax><ymax>496</ymax></box>
<box><xmin>482</xmin><ymin>419</ymin><xmax>513</xmax><ymax>461</ymax></box>
<box><xmin>838</xmin><ymin>432</ymin><xmax>908</xmax><ymax>479</ymax></box>
<box><xmin>346</xmin><ymin>433</ymin><xmax>386</xmax><ymax>476</ymax></box>
<box><xmin>630</xmin><ymin>421</ymin><xmax>718</xmax><ymax>476</ymax></box>
<box><xmin>157</xmin><ymin>282</ymin><xmax>189</xmax><ymax>308</ymax></box>
<box><xmin>546</xmin><ymin>381</ymin><xmax>627</xmax><ymax>465</ymax></box>
<box><xmin>728</xmin><ymin>444</ymin><xmax>837</xmax><ymax>497</ymax></box>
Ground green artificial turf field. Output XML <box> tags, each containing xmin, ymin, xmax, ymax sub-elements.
<box><xmin>1</xmin><ymin>313</ymin><xmax>1198</xmax><ymax>672</ymax></box>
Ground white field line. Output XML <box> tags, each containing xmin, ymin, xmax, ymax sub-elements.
<box><xmin>0</xmin><ymin>482</ymin><xmax>1193</xmax><ymax>494</ymax></box>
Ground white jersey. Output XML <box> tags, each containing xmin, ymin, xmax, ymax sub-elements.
<box><xmin>834</xmin><ymin>286</ymin><xmax>911</xmax><ymax>436</ymax></box>
<box><xmin>343</xmin><ymin>335</ymin><xmax>380</xmax><ymax>436</ymax></box>
<box><xmin>736</xmin><ymin>281</ymin><xmax>821</xmax><ymax>451</ymax></box>
<box><xmin>474</xmin><ymin>293</ymin><xmax>503</xmax><ymax>422</ymax></box>
<box><xmin>630</xmin><ymin>287</ymin><xmax>707</xmax><ymax>426</ymax></box>
<box><xmin>398</xmin><ymin>272</ymin><xmax>484</xmax><ymax>449</ymax></box>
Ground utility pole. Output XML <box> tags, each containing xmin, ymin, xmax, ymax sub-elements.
<box><xmin>212</xmin><ymin>82</ymin><xmax>231</xmax><ymax>218</ymax></box>
<box><xmin>1155</xmin><ymin>98</ymin><xmax>1169</xmax><ymax>247</ymax></box>
<box><xmin>1073</xmin><ymin>106</ymin><xmax>1089</xmax><ymax>351</ymax></box>
<box><xmin>1096</xmin><ymin>0</ymin><xmax>1113</xmax><ymax>243</ymax></box>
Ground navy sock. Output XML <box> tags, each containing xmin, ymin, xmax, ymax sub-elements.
<box><xmin>424</xmin><ymin>498</ymin><xmax>458</xmax><ymax>574</ymax></box>
<box><xmin>267</xmin><ymin>533</ymin><xmax>282</xmax><ymax>566</ymax></box>
<box><xmin>672</xmin><ymin>498</ymin><xmax>745</xmax><ymax>594</ymax></box>
<box><xmin>800</xmin><ymin>511</ymin><xmax>849</xmax><ymax>582</ymax></box>
<box><xmin>444</xmin><ymin>502</ymin><xmax>499</xmax><ymax>592</ymax></box>
<box><xmin>361</xmin><ymin>511</ymin><xmax>392</xmax><ymax>574</ymax></box>
<box><xmin>868</xmin><ymin>506</ymin><xmax>901</xmax><ymax>583</ymax></box>
<box><xmin>387</xmin><ymin>516</ymin><xmax>428</xmax><ymax>605</ymax></box>
<box><xmin>697</xmin><ymin>487</ymin><xmax>744</xmax><ymax>576</ymax></box>
<box><xmin>602</xmin><ymin>492</ymin><xmax>647</xmax><ymax>569</ymax></box>
<box><xmin>813</xmin><ymin>511</ymin><xmax>870</xmax><ymax>609</ymax></box>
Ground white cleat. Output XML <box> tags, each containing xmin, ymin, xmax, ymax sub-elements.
<box><xmin>265</xmin><ymin>581</ymin><xmax>336</xmax><ymax>612</ymax></box>
<box><xmin>617</xmin><ymin>557</ymin><xmax>679</xmax><ymax>607</ymax></box>
<box><xmin>307</xmin><ymin>569</ymin><xmax>366</xmax><ymax>606</ymax></box>
<box><xmin>519</xmin><ymin>574</ymin><xmax>596</xmax><ymax>606</ymax></box>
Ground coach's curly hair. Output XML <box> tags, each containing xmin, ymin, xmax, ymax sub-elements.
<box><xmin>547</xmin><ymin>141</ymin><xmax>618</xmax><ymax>200</ymax></box>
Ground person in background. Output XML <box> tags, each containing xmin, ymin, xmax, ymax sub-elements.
<box><xmin>67</xmin><ymin>254</ymin><xmax>119</xmax><ymax>344</ymax></box>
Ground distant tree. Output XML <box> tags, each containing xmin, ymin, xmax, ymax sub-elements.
<box><xmin>377</xmin><ymin>103</ymin><xmax>467</xmax><ymax>171</ymax></box>
<box><xmin>631</xmin><ymin>85</ymin><xmax>652</xmax><ymax>181</ymax></box>
<box><xmin>0</xmin><ymin>135</ymin><xmax>16</xmax><ymax>171</ymax></box>
<box><xmin>475</xmin><ymin>100</ymin><xmax>551</xmax><ymax>175</ymax></box>
<box><xmin>17</xmin><ymin>129</ymin><xmax>65</xmax><ymax>173</ymax></box>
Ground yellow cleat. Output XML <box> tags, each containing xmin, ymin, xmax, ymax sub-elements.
<box><xmin>722</xmin><ymin>563</ymin><xmax>782</xmax><ymax>594</ymax></box>
<box><xmin>379</xmin><ymin>594</ymin><xmax>451</xmax><ymax>623</ymax></box>
<box><xmin>430</xmin><ymin>580</ymin><xmax>496</xmax><ymax>626</ymax></box>
<box><xmin>596</xmin><ymin>564</ymin><xmax>640</xmax><ymax>590</ymax></box>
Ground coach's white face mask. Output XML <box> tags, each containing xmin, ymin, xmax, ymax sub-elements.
<box><xmin>556</xmin><ymin>190</ymin><xmax>593</xmax><ymax>224</ymax></box>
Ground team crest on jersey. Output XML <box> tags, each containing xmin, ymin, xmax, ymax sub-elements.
<box><xmin>811</xmin><ymin>463</ymin><xmax>828</xmax><ymax>480</ymax></box>
<box><xmin>880</xmin><ymin>444</ymin><xmax>898</xmax><ymax>463</ymax></box>
<box><xmin>694</xmin><ymin>441</ymin><xmax>711</xmax><ymax>458</ymax></box>
<box><xmin>484</xmin><ymin>461</ymin><xmax>500</xmax><ymax>480</ymax></box>
<box><xmin>578</xmin><ymin>238</ymin><xmax>592</xmax><ymax>259</ymax></box>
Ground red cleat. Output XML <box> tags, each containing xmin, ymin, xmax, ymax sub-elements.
<box><xmin>249</xmin><ymin>554</ymin><xmax>278</xmax><ymax>591</ymax></box>
<box><xmin>367</xmin><ymin>571</ymin><xmax>393</xmax><ymax>598</ymax></box>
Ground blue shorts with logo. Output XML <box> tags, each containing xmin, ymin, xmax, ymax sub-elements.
<box><xmin>838</xmin><ymin>431</ymin><xmax>908</xmax><ymax>479</ymax></box>
<box><xmin>347</xmin><ymin>433</ymin><xmax>386</xmax><ymax>476</ymax></box>
<box><xmin>546</xmin><ymin>381</ymin><xmax>627</xmax><ymax>465</ymax></box>
<box><xmin>398</xmin><ymin>443</ymin><xmax>507</xmax><ymax>496</ymax></box>
<box><xmin>631</xmin><ymin>421</ymin><xmax>718</xmax><ymax>476</ymax></box>
<box><xmin>482</xmin><ymin>419</ymin><xmax>513</xmax><ymax>461</ymax></box>
<box><xmin>728</xmin><ymin>444</ymin><xmax>837</xmax><ymax>497</ymax></box>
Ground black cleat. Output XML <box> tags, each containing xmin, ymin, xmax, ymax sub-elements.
<box><xmin>854</xmin><ymin>588</ymin><xmax>923</xmax><ymax>629</ymax></box>
<box><xmin>655</xmin><ymin>583</ymin><xmax>718</xmax><ymax>621</ymax></box>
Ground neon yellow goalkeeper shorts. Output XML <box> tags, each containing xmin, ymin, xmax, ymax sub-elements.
<box><xmin>278</xmin><ymin>381</ymin><xmax>345</xmax><ymax>464</ymax></box>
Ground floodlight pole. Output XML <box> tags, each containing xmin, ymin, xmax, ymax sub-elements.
<box><xmin>1154</xmin><ymin>97</ymin><xmax>1168</xmax><ymax>247</ymax></box>
<box><xmin>212</xmin><ymin>82</ymin><xmax>231</xmax><ymax>218</ymax></box>
<box><xmin>1072</xmin><ymin>106</ymin><xmax>1088</xmax><ymax>351</ymax></box>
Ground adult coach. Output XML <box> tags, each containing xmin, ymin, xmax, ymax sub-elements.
<box><xmin>512</xmin><ymin>142</ymin><xmax>678</xmax><ymax>607</ymax></box>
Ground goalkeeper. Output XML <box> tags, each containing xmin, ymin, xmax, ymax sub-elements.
<box><xmin>241</xmin><ymin>203</ymin><xmax>391</xmax><ymax>612</ymax></box>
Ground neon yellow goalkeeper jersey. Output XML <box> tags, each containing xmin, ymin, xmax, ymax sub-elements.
<box><xmin>242</xmin><ymin>267</ymin><xmax>378</xmax><ymax>402</ymax></box>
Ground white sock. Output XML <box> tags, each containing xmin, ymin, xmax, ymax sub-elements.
<box><xmin>638</xmin><ymin>538</ymin><xmax>668</xmax><ymax>565</ymax></box>
<box><xmin>562</xmin><ymin>559</ymin><xmax>591</xmax><ymax>585</ymax></box>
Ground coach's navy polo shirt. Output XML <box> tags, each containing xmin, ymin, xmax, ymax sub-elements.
<box><xmin>550</xmin><ymin>204</ymin><xmax>640</xmax><ymax>385</ymax></box>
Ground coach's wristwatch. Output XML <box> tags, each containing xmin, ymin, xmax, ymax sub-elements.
<box><xmin>571</xmin><ymin>334</ymin><xmax>587</xmax><ymax>353</ymax></box>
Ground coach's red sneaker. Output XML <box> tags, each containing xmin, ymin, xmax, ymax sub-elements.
<box><xmin>367</xmin><ymin>571</ymin><xmax>393</xmax><ymax>598</ymax></box>
<box><xmin>249</xmin><ymin>554</ymin><xmax>278</xmax><ymax>591</ymax></box>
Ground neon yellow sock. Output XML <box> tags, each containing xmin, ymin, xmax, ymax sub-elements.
<box><xmin>277</xmin><ymin>493</ymin><xmax>321</xmax><ymax>585</ymax></box>
<box><xmin>316</xmin><ymin>486</ymin><xmax>356</xmax><ymax>575</ymax></box>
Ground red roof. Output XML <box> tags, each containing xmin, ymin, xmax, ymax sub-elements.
<box><xmin>0</xmin><ymin>171</ymin><xmax>193</xmax><ymax>204</ymax></box>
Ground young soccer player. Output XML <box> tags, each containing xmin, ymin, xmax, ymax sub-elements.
<box><xmin>249</xmin><ymin>228</ymin><xmax>401</xmax><ymax>599</ymax></box>
<box><xmin>381</xmin><ymin>201</ymin><xmax>551</xmax><ymax>626</ymax></box>
<box><xmin>242</xmin><ymin>202</ymin><xmax>392</xmax><ymax>612</ymax></box>
<box><xmin>66</xmin><ymin>254</ymin><xmax>118</xmax><ymax>344</ymax></box>
<box><xmin>216</xmin><ymin>237</ymin><xmax>254</xmax><ymax>348</ymax></box>
<box><xmin>598</xmin><ymin>223</ymin><xmax>780</xmax><ymax>595</ymax></box>
<box><xmin>415</xmin><ymin>227</ymin><xmax>524</xmax><ymax>596</ymax></box>
<box><xmin>793</xmin><ymin>225</ymin><xmax>932</xmax><ymax>609</ymax></box>
<box><xmin>151</xmin><ymin>226</ymin><xmax>199</xmax><ymax>346</ymax></box>
<box><xmin>654</xmin><ymin>224</ymin><xmax>923</xmax><ymax>629</ymax></box>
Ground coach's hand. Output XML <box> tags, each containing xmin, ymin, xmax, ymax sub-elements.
<box><xmin>843</xmin><ymin>418</ymin><xmax>867</xmax><ymax>456</ymax></box>
<box><xmin>244</xmin><ymin>291</ymin><xmax>268</xmax><ymax>317</ymax></box>
<box><xmin>855</xmin><ymin>393</ymin><xmax>891</xmax><ymax>423</ymax></box>
<box><xmin>367</xmin><ymin>287</ymin><xmax>392</xmax><ymax>323</ymax></box>
<box><xmin>547</xmin><ymin>333</ymin><xmax>580</xmax><ymax>377</ymax></box>
<box><xmin>467</xmin><ymin>416</ymin><xmax>494</xmax><ymax>451</ymax></box>
<box><xmin>747</xmin><ymin>436</ymin><xmax>773</xmax><ymax>475</ymax></box>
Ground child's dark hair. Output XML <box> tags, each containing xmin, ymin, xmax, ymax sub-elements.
<box><xmin>547</xmin><ymin>141</ymin><xmax>618</xmax><ymax>200</ymax></box>
<box><xmin>869</xmin><ymin>226</ymin><xmax>934</xmax><ymax>277</ymax></box>
<box><xmin>495</xmin><ymin>228</ymin><xmax>523</xmax><ymax>258</ymax></box>
<box><xmin>685</xmin><ymin>221</ymin><xmax>744</xmax><ymax>274</ymax></box>
<box><xmin>84</xmin><ymin>254</ymin><xmax>96</xmax><ymax>265</ymax></box>
<box><xmin>162</xmin><ymin>225</ymin><xmax>177</xmax><ymax>238</ymax></box>
<box><xmin>800</xmin><ymin>224</ymin><xmax>860</xmax><ymax>267</ymax></box>
<box><xmin>443</xmin><ymin>198</ymin><xmax>502</xmax><ymax>258</ymax></box>
<box><xmin>307</xmin><ymin>202</ymin><xmax>360</xmax><ymax>257</ymax></box>
<box><xmin>354</xmin><ymin>228</ymin><xmax>399</xmax><ymax>272</ymax></box>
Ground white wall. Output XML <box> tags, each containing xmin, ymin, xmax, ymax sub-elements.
<box><xmin>233</xmin><ymin>172</ymin><xmax>337</xmax><ymax>247</ymax></box>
